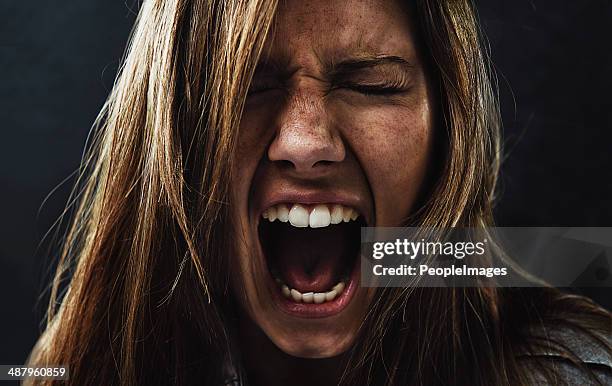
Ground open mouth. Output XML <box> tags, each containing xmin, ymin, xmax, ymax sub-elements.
<box><xmin>258</xmin><ymin>203</ymin><xmax>365</xmax><ymax>317</ymax></box>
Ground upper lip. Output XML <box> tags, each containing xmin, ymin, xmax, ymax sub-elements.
<box><xmin>255</xmin><ymin>188</ymin><xmax>371</xmax><ymax>226</ymax></box>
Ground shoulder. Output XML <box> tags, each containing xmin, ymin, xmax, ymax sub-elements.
<box><xmin>518</xmin><ymin>325</ymin><xmax>612</xmax><ymax>385</ymax></box>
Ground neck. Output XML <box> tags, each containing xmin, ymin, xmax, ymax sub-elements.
<box><xmin>238</xmin><ymin>319</ymin><xmax>347</xmax><ymax>386</ymax></box>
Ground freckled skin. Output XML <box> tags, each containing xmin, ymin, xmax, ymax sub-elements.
<box><xmin>230</xmin><ymin>0</ymin><xmax>434</xmax><ymax>368</ymax></box>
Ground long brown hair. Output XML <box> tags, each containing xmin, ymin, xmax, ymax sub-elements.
<box><xmin>29</xmin><ymin>1</ymin><xmax>610</xmax><ymax>385</ymax></box>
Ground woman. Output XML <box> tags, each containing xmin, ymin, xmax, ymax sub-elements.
<box><xmin>29</xmin><ymin>0</ymin><xmax>611</xmax><ymax>385</ymax></box>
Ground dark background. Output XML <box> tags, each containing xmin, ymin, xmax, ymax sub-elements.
<box><xmin>1</xmin><ymin>0</ymin><xmax>610</xmax><ymax>365</ymax></box>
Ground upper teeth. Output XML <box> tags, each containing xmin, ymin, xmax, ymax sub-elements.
<box><xmin>262</xmin><ymin>203</ymin><xmax>359</xmax><ymax>228</ymax></box>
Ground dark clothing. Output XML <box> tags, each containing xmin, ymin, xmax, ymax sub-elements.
<box><xmin>222</xmin><ymin>327</ymin><xmax>611</xmax><ymax>385</ymax></box>
<box><xmin>521</xmin><ymin>326</ymin><xmax>611</xmax><ymax>385</ymax></box>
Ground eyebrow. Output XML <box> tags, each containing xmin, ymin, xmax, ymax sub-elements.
<box><xmin>252</xmin><ymin>54</ymin><xmax>416</xmax><ymax>81</ymax></box>
<box><xmin>329</xmin><ymin>55</ymin><xmax>415</xmax><ymax>75</ymax></box>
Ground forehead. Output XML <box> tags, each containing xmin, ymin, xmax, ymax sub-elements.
<box><xmin>269</xmin><ymin>0</ymin><xmax>418</xmax><ymax>67</ymax></box>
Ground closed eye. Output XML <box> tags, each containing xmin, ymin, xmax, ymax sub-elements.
<box><xmin>247</xmin><ymin>76</ymin><xmax>285</xmax><ymax>96</ymax></box>
<box><xmin>333</xmin><ymin>80</ymin><xmax>410</xmax><ymax>97</ymax></box>
<box><xmin>346</xmin><ymin>84</ymin><xmax>407</xmax><ymax>96</ymax></box>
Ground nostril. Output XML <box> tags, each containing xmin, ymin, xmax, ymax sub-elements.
<box><xmin>274</xmin><ymin>159</ymin><xmax>295</xmax><ymax>170</ymax></box>
<box><xmin>267</xmin><ymin>136</ymin><xmax>344</xmax><ymax>172</ymax></box>
<box><xmin>271</xmin><ymin>158</ymin><xmax>338</xmax><ymax>174</ymax></box>
<box><xmin>313</xmin><ymin>160</ymin><xmax>334</xmax><ymax>168</ymax></box>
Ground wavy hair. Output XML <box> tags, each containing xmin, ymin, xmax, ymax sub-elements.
<box><xmin>29</xmin><ymin>1</ymin><xmax>610</xmax><ymax>385</ymax></box>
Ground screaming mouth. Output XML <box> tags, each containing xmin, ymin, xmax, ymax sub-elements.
<box><xmin>258</xmin><ymin>203</ymin><xmax>364</xmax><ymax>312</ymax></box>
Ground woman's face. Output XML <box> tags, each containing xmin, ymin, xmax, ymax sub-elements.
<box><xmin>231</xmin><ymin>0</ymin><xmax>433</xmax><ymax>358</ymax></box>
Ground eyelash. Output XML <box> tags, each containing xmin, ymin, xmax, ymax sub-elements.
<box><xmin>346</xmin><ymin>84</ymin><xmax>406</xmax><ymax>96</ymax></box>
<box><xmin>247</xmin><ymin>82</ymin><xmax>408</xmax><ymax>97</ymax></box>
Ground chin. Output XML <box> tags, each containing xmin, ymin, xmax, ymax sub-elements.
<box><xmin>272</xmin><ymin>327</ymin><xmax>357</xmax><ymax>359</ymax></box>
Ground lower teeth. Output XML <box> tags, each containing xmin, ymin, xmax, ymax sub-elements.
<box><xmin>278</xmin><ymin>280</ymin><xmax>346</xmax><ymax>304</ymax></box>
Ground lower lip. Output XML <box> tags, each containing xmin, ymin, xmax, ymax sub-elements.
<box><xmin>266</xmin><ymin>258</ymin><xmax>361</xmax><ymax>319</ymax></box>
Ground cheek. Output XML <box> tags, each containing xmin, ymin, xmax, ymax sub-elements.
<box><xmin>232</xmin><ymin>108</ymin><xmax>276</xmax><ymax>208</ymax></box>
<box><xmin>229</xmin><ymin>118</ymin><xmax>269</xmax><ymax>303</ymax></box>
<box><xmin>336</xmin><ymin>97</ymin><xmax>433</xmax><ymax>225</ymax></box>
<box><xmin>235</xmin><ymin>117</ymin><xmax>268</xmax><ymax>177</ymax></box>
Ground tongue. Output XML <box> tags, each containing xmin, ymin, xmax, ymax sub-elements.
<box><xmin>272</xmin><ymin>225</ymin><xmax>350</xmax><ymax>293</ymax></box>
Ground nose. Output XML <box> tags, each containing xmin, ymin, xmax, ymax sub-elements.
<box><xmin>267</xmin><ymin>89</ymin><xmax>345</xmax><ymax>174</ymax></box>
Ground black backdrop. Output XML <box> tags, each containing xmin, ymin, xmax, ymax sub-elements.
<box><xmin>1</xmin><ymin>0</ymin><xmax>610</xmax><ymax>365</ymax></box>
